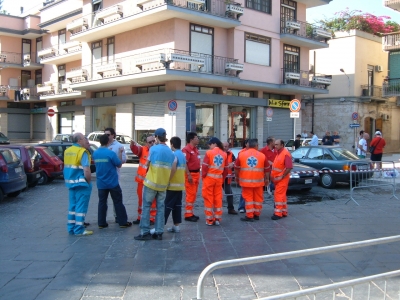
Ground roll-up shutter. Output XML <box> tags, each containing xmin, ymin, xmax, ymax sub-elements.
<box><xmin>263</xmin><ymin>108</ymin><xmax>293</xmax><ymax>143</ymax></box>
<box><xmin>7</xmin><ymin>113</ymin><xmax>30</xmax><ymax>139</ymax></box>
<box><xmin>389</xmin><ymin>51</ymin><xmax>400</xmax><ymax>79</ymax></box>
<box><xmin>32</xmin><ymin>114</ymin><xmax>46</xmax><ymax>139</ymax></box>
<box><xmin>134</xmin><ymin>102</ymin><xmax>164</xmax><ymax>130</ymax></box>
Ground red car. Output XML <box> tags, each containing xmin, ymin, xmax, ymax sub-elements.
<box><xmin>34</xmin><ymin>146</ymin><xmax>64</xmax><ymax>185</ymax></box>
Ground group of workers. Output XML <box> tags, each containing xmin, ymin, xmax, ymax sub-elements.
<box><xmin>63</xmin><ymin>128</ymin><xmax>293</xmax><ymax>238</ymax></box>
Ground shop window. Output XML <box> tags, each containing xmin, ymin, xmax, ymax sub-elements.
<box><xmin>60</xmin><ymin>101</ymin><xmax>75</xmax><ymax>106</ymax></box>
<box><xmin>7</xmin><ymin>102</ymin><xmax>30</xmax><ymax>109</ymax></box>
<box><xmin>227</xmin><ymin>89</ymin><xmax>254</xmax><ymax>97</ymax></box>
<box><xmin>93</xmin><ymin>106</ymin><xmax>116</xmax><ymax>131</ymax></box>
<box><xmin>245</xmin><ymin>33</ymin><xmax>271</xmax><ymax>66</ymax></box>
<box><xmin>137</xmin><ymin>86</ymin><xmax>165</xmax><ymax>94</ymax></box>
<box><xmin>228</xmin><ymin>106</ymin><xmax>251</xmax><ymax>147</ymax></box>
<box><xmin>185</xmin><ymin>86</ymin><xmax>217</xmax><ymax>94</ymax></box>
<box><xmin>95</xmin><ymin>90</ymin><xmax>117</xmax><ymax>98</ymax></box>
<box><xmin>195</xmin><ymin>104</ymin><xmax>215</xmax><ymax>149</ymax></box>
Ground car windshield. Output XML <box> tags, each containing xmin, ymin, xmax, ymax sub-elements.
<box><xmin>43</xmin><ymin>148</ymin><xmax>57</xmax><ymax>157</ymax></box>
<box><xmin>0</xmin><ymin>133</ymin><xmax>6</xmax><ymax>138</ymax></box>
<box><xmin>330</xmin><ymin>147</ymin><xmax>359</xmax><ymax>160</ymax></box>
<box><xmin>116</xmin><ymin>135</ymin><xmax>132</xmax><ymax>144</ymax></box>
<box><xmin>27</xmin><ymin>147</ymin><xmax>38</xmax><ymax>159</ymax></box>
<box><xmin>0</xmin><ymin>149</ymin><xmax>19</xmax><ymax>163</ymax></box>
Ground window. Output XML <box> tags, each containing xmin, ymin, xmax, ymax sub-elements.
<box><xmin>7</xmin><ymin>102</ymin><xmax>30</xmax><ymax>109</ymax></box>
<box><xmin>227</xmin><ymin>89</ymin><xmax>254</xmax><ymax>97</ymax></box>
<box><xmin>280</xmin><ymin>0</ymin><xmax>296</xmax><ymax>31</ymax></box>
<box><xmin>22</xmin><ymin>39</ymin><xmax>31</xmax><ymax>55</ymax></box>
<box><xmin>185</xmin><ymin>86</ymin><xmax>217</xmax><ymax>94</ymax></box>
<box><xmin>107</xmin><ymin>37</ymin><xmax>114</xmax><ymax>63</ymax></box>
<box><xmin>35</xmin><ymin>70</ymin><xmax>42</xmax><ymax>85</ymax></box>
<box><xmin>36</xmin><ymin>37</ymin><xmax>42</xmax><ymax>62</ymax></box>
<box><xmin>245</xmin><ymin>33</ymin><xmax>271</xmax><ymax>66</ymax></box>
<box><xmin>308</xmin><ymin>148</ymin><xmax>323</xmax><ymax>160</ymax></box>
<box><xmin>21</xmin><ymin>70</ymin><xmax>31</xmax><ymax>88</ymax></box>
<box><xmin>58</xmin><ymin>29</ymin><xmax>66</xmax><ymax>47</ymax></box>
<box><xmin>92</xmin><ymin>0</ymin><xmax>102</xmax><ymax>11</ymax></box>
<box><xmin>246</xmin><ymin>0</ymin><xmax>271</xmax><ymax>13</ymax></box>
<box><xmin>95</xmin><ymin>90</ymin><xmax>117</xmax><ymax>97</ymax></box>
<box><xmin>283</xmin><ymin>44</ymin><xmax>300</xmax><ymax>72</ymax></box>
<box><xmin>60</xmin><ymin>101</ymin><xmax>75</xmax><ymax>106</ymax></box>
<box><xmin>58</xmin><ymin>65</ymin><xmax>65</xmax><ymax>82</ymax></box>
<box><xmin>263</xmin><ymin>93</ymin><xmax>291</xmax><ymax>100</ymax></box>
<box><xmin>137</xmin><ymin>86</ymin><xmax>165</xmax><ymax>94</ymax></box>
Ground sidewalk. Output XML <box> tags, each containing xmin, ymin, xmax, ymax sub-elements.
<box><xmin>1</xmin><ymin>164</ymin><xmax>400</xmax><ymax>299</ymax></box>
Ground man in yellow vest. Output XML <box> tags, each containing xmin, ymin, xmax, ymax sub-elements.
<box><xmin>271</xmin><ymin>139</ymin><xmax>293</xmax><ymax>220</ymax></box>
<box><xmin>64</xmin><ymin>133</ymin><xmax>93</xmax><ymax>236</ymax></box>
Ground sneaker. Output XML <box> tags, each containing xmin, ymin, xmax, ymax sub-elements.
<box><xmin>150</xmin><ymin>228</ymin><xmax>156</xmax><ymax>234</ymax></box>
<box><xmin>185</xmin><ymin>216</ymin><xmax>198</xmax><ymax>222</ymax></box>
<box><xmin>214</xmin><ymin>220</ymin><xmax>220</xmax><ymax>226</ymax></box>
<box><xmin>84</xmin><ymin>222</ymin><xmax>90</xmax><ymax>227</ymax></box>
<box><xmin>132</xmin><ymin>219</ymin><xmax>140</xmax><ymax>225</ymax></box>
<box><xmin>238</xmin><ymin>209</ymin><xmax>245</xmax><ymax>213</ymax></box>
<box><xmin>120</xmin><ymin>222</ymin><xmax>132</xmax><ymax>228</ymax></box>
<box><xmin>271</xmin><ymin>214</ymin><xmax>282</xmax><ymax>220</ymax></box>
<box><xmin>98</xmin><ymin>223</ymin><xmax>109</xmax><ymax>229</ymax></box>
<box><xmin>228</xmin><ymin>209</ymin><xmax>238</xmax><ymax>215</ymax></box>
<box><xmin>240</xmin><ymin>216</ymin><xmax>254</xmax><ymax>222</ymax></box>
<box><xmin>253</xmin><ymin>215</ymin><xmax>260</xmax><ymax>221</ymax></box>
<box><xmin>282</xmin><ymin>214</ymin><xmax>288</xmax><ymax>218</ymax></box>
<box><xmin>167</xmin><ymin>226</ymin><xmax>180</xmax><ymax>233</ymax></box>
<box><xmin>206</xmin><ymin>222</ymin><xmax>214</xmax><ymax>226</ymax></box>
<box><xmin>152</xmin><ymin>233</ymin><xmax>163</xmax><ymax>240</ymax></box>
<box><xmin>134</xmin><ymin>233</ymin><xmax>152</xmax><ymax>240</ymax></box>
<box><xmin>76</xmin><ymin>230</ymin><xmax>93</xmax><ymax>236</ymax></box>
<box><xmin>193</xmin><ymin>215</ymin><xmax>200</xmax><ymax>220</ymax></box>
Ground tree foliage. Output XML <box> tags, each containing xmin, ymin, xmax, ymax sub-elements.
<box><xmin>314</xmin><ymin>8</ymin><xmax>399</xmax><ymax>37</ymax></box>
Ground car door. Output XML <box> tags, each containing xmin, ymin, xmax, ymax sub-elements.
<box><xmin>299</xmin><ymin>147</ymin><xmax>324</xmax><ymax>170</ymax></box>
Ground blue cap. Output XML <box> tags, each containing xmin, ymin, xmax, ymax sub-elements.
<box><xmin>154</xmin><ymin>128</ymin><xmax>166</xmax><ymax>137</ymax></box>
<box><xmin>207</xmin><ymin>137</ymin><xmax>221</xmax><ymax>145</ymax></box>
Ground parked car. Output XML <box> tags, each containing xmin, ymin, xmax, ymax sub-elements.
<box><xmin>285</xmin><ymin>138</ymin><xmax>322</xmax><ymax>151</ymax></box>
<box><xmin>0</xmin><ymin>145</ymin><xmax>42</xmax><ymax>187</ymax></box>
<box><xmin>38</xmin><ymin>142</ymin><xmax>97</xmax><ymax>173</ymax></box>
<box><xmin>0</xmin><ymin>148</ymin><xmax>27</xmax><ymax>202</ymax></box>
<box><xmin>34</xmin><ymin>146</ymin><xmax>64</xmax><ymax>185</ymax></box>
<box><xmin>229</xmin><ymin>147</ymin><xmax>319</xmax><ymax>191</ymax></box>
<box><xmin>0</xmin><ymin>132</ymin><xmax>10</xmax><ymax>144</ymax></box>
<box><xmin>87</xmin><ymin>131</ymin><xmax>138</xmax><ymax>162</ymax></box>
<box><xmin>291</xmin><ymin>145</ymin><xmax>373</xmax><ymax>188</ymax></box>
<box><xmin>52</xmin><ymin>134</ymin><xmax>73</xmax><ymax>142</ymax></box>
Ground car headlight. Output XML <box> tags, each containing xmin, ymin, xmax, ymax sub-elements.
<box><xmin>290</xmin><ymin>173</ymin><xmax>299</xmax><ymax>178</ymax></box>
<box><xmin>313</xmin><ymin>171</ymin><xmax>319</xmax><ymax>177</ymax></box>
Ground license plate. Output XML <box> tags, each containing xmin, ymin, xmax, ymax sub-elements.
<box><xmin>358</xmin><ymin>165</ymin><xmax>368</xmax><ymax>170</ymax></box>
<box><xmin>305</xmin><ymin>179</ymin><xmax>312</xmax><ymax>184</ymax></box>
<box><xmin>36</xmin><ymin>173</ymin><xmax>41</xmax><ymax>178</ymax></box>
<box><xmin>15</xmin><ymin>167</ymin><xmax>21</xmax><ymax>173</ymax></box>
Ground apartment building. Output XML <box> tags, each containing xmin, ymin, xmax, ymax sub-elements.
<box><xmin>0</xmin><ymin>0</ymin><xmax>332</xmax><ymax>145</ymax></box>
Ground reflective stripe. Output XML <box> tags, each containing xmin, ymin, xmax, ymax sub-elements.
<box><xmin>202</xmin><ymin>163</ymin><xmax>209</xmax><ymax>167</ymax></box>
<box><xmin>139</xmin><ymin>163</ymin><xmax>148</xmax><ymax>169</ymax></box>
<box><xmin>76</xmin><ymin>221</ymin><xmax>84</xmax><ymax>225</ymax></box>
<box><xmin>65</xmin><ymin>178</ymin><xmax>87</xmax><ymax>184</ymax></box>
<box><xmin>246</xmin><ymin>208</ymin><xmax>254</xmax><ymax>212</ymax></box>
<box><xmin>207</xmin><ymin>173</ymin><xmax>222</xmax><ymax>179</ymax></box>
<box><xmin>239</xmin><ymin>178</ymin><xmax>264</xmax><ymax>183</ymax></box>
<box><xmin>152</xmin><ymin>163</ymin><xmax>171</xmax><ymax>169</ymax></box>
<box><xmin>185</xmin><ymin>209</ymin><xmax>193</xmax><ymax>213</ymax></box>
<box><xmin>209</xmin><ymin>165</ymin><xmax>224</xmax><ymax>170</ymax></box>
<box><xmin>64</xmin><ymin>164</ymin><xmax>84</xmax><ymax>169</ymax></box>
<box><xmin>177</xmin><ymin>166</ymin><xmax>186</xmax><ymax>170</ymax></box>
<box><xmin>144</xmin><ymin>178</ymin><xmax>168</xmax><ymax>189</ymax></box>
<box><xmin>67</xmin><ymin>220</ymin><xmax>76</xmax><ymax>223</ymax></box>
<box><xmin>254</xmin><ymin>208</ymin><xmax>260</xmax><ymax>212</ymax></box>
<box><xmin>272</xmin><ymin>167</ymin><xmax>285</xmax><ymax>172</ymax></box>
<box><xmin>76</xmin><ymin>213</ymin><xmax>85</xmax><ymax>217</ymax></box>
<box><xmin>240</xmin><ymin>167</ymin><xmax>265</xmax><ymax>171</ymax></box>
<box><xmin>205</xmin><ymin>208</ymin><xmax>213</xmax><ymax>212</ymax></box>
<box><xmin>136</xmin><ymin>174</ymin><xmax>146</xmax><ymax>180</ymax></box>
<box><xmin>169</xmin><ymin>183</ymin><xmax>185</xmax><ymax>187</ymax></box>
<box><xmin>275</xmin><ymin>208</ymin><xmax>283</xmax><ymax>212</ymax></box>
<box><xmin>215</xmin><ymin>208</ymin><xmax>222</xmax><ymax>212</ymax></box>
<box><xmin>245</xmin><ymin>201</ymin><xmax>255</xmax><ymax>205</ymax></box>
<box><xmin>205</xmin><ymin>215</ymin><xmax>214</xmax><ymax>220</ymax></box>
<box><xmin>68</xmin><ymin>211</ymin><xmax>76</xmax><ymax>215</ymax></box>
<box><xmin>275</xmin><ymin>202</ymin><xmax>285</xmax><ymax>205</ymax></box>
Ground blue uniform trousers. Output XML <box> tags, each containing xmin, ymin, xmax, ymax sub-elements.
<box><xmin>67</xmin><ymin>185</ymin><xmax>92</xmax><ymax>235</ymax></box>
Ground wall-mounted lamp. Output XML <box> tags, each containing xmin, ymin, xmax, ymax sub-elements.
<box><xmin>340</xmin><ymin>68</ymin><xmax>350</xmax><ymax>96</ymax></box>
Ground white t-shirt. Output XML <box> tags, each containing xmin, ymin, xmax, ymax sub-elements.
<box><xmin>357</xmin><ymin>138</ymin><xmax>367</xmax><ymax>156</ymax></box>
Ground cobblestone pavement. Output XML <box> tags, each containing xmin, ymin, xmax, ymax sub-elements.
<box><xmin>1</xmin><ymin>163</ymin><xmax>400</xmax><ymax>300</ymax></box>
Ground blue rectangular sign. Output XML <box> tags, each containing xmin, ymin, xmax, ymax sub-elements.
<box><xmin>349</xmin><ymin>124</ymin><xmax>360</xmax><ymax>128</ymax></box>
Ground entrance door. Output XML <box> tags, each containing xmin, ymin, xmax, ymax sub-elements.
<box><xmin>190</xmin><ymin>24</ymin><xmax>213</xmax><ymax>73</ymax></box>
<box><xmin>58</xmin><ymin>113</ymin><xmax>74</xmax><ymax>134</ymax></box>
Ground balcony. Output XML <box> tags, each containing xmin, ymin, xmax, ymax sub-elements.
<box><xmin>294</xmin><ymin>0</ymin><xmax>332</xmax><ymax>8</ymax></box>
<box><xmin>37</xmin><ymin>81</ymin><xmax>86</xmax><ymax>101</ymax></box>
<box><xmin>69</xmin><ymin>0</ymin><xmax>241</xmax><ymax>42</ymax></box>
<box><xmin>1</xmin><ymin>86</ymin><xmax>40</xmax><ymax>101</ymax></box>
<box><xmin>281</xmin><ymin>68</ymin><xmax>331</xmax><ymax>92</ymax></box>
<box><xmin>280</xmin><ymin>19</ymin><xmax>331</xmax><ymax>49</ymax></box>
<box><xmin>38</xmin><ymin>43</ymin><xmax>82</xmax><ymax>65</ymax></box>
<box><xmin>0</xmin><ymin>14</ymin><xmax>43</xmax><ymax>38</ymax></box>
<box><xmin>0</xmin><ymin>51</ymin><xmax>43</xmax><ymax>70</ymax></box>
<box><xmin>383</xmin><ymin>79</ymin><xmax>400</xmax><ymax>97</ymax></box>
<box><xmin>384</xmin><ymin>0</ymin><xmax>400</xmax><ymax>11</ymax></box>
<box><xmin>360</xmin><ymin>85</ymin><xmax>387</xmax><ymax>102</ymax></box>
<box><xmin>39</xmin><ymin>0</ymin><xmax>83</xmax><ymax>32</ymax></box>
<box><xmin>383</xmin><ymin>33</ymin><xmax>400</xmax><ymax>51</ymax></box>
<box><xmin>69</xmin><ymin>48</ymin><xmax>242</xmax><ymax>90</ymax></box>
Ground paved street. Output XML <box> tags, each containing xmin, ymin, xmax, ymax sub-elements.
<box><xmin>1</xmin><ymin>162</ymin><xmax>400</xmax><ymax>300</ymax></box>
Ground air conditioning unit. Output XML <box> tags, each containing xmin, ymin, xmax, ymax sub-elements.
<box><xmin>96</xmin><ymin>62</ymin><xmax>122</xmax><ymax>74</ymax></box>
<box><xmin>135</xmin><ymin>54</ymin><xmax>166</xmax><ymax>68</ymax></box>
<box><xmin>226</xmin><ymin>4</ymin><xmax>244</xmax><ymax>17</ymax></box>
<box><xmin>0</xmin><ymin>54</ymin><xmax>6</xmax><ymax>62</ymax></box>
<box><xmin>375</xmin><ymin>65</ymin><xmax>383</xmax><ymax>72</ymax></box>
<box><xmin>38</xmin><ymin>47</ymin><xmax>57</xmax><ymax>58</ymax></box>
<box><xmin>22</xmin><ymin>88</ymin><xmax>30</xmax><ymax>100</ymax></box>
<box><xmin>312</xmin><ymin>76</ymin><xmax>332</xmax><ymax>85</ymax></box>
<box><xmin>382</xmin><ymin>113</ymin><xmax>390</xmax><ymax>121</ymax></box>
<box><xmin>96</xmin><ymin>5</ymin><xmax>123</xmax><ymax>20</ymax></box>
<box><xmin>168</xmin><ymin>53</ymin><xmax>205</xmax><ymax>67</ymax></box>
<box><xmin>23</xmin><ymin>54</ymin><xmax>31</xmax><ymax>64</ymax></box>
<box><xmin>285</xmin><ymin>72</ymin><xmax>300</xmax><ymax>80</ymax></box>
<box><xmin>313</xmin><ymin>28</ymin><xmax>332</xmax><ymax>39</ymax></box>
<box><xmin>285</xmin><ymin>20</ymin><xmax>301</xmax><ymax>30</ymax></box>
<box><xmin>225</xmin><ymin>62</ymin><xmax>244</xmax><ymax>76</ymax></box>
<box><xmin>66</xmin><ymin>18</ymin><xmax>88</xmax><ymax>32</ymax></box>
<box><xmin>66</xmin><ymin>69</ymin><xmax>88</xmax><ymax>79</ymax></box>
<box><xmin>187</xmin><ymin>0</ymin><xmax>205</xmax><ymax>5</ymax></box>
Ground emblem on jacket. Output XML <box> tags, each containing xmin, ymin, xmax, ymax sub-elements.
<box><xmin>213</xmin><ymin>155</ymin><xmax>223</xmax><ymax>167</ymax></box>
<box><xmin>247</xmin><ymin>156</ymin><xmax>258</xmax><ymax>167</ymax></box>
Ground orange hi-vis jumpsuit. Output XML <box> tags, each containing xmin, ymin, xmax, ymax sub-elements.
<box><xmin>201</xmin><ymin>147</ymin><xmax>227</xmax><ymax>225</ymax></box>
<box><xmin>182</xmin><ymin>144</ymin><xmax>201</xmax><ymax>218</ymax></box>
<box><xmin>235</xmin><ymin>149</ymin><xmax>267</xmax><ymax>219</ymax></box>
<box><xmin>130</xmin><ymin>144</ymin><xmax>156</xmax><ymax>221</ymax></box>
<box><xmin>271</xmin><ymin>147</ymin><xmax>292</xmax><ymax>217</ymax></box>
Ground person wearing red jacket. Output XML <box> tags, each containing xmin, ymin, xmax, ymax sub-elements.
<box><xmin>130</xmin><ymin>136</ymin><xmax>157</xmax><ymax>225</ymax></box>
<box><xmin>370</xmin><ymin>131</ymin><xmax>386</xmax><ymax>173</ymax></box>
<box><xmin>202</xmin><ymin>137</ymin><xmax>228</xmax><ymax>226</ymax></box>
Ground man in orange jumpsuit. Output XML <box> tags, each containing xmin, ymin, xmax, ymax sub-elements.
<box><xmin>202</xmin><ymin>137</ymin><xmax>227</xmax><ymax>226</ymax></box>
<box><xmin>235</xmin><ymin>139</ymin><xmax>268</xmax><ymax>222</ymax></box>
<box><xmin>130</xmin><ymin>136</ymin><xmax>157</xmax><ymax>225</ymax></box>
<box><xmin>271</xmin><ymin>139</ymin><xmax>293</xmax><ymax>220</ymax></box>
<box><xmin>183</xmin><ymin>132</ymin><xmax>201</xmax><ymax>222</ymax></box>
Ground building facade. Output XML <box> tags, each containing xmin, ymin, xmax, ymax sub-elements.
<box><xmin>0</xmin><ymin>0</ymin><xmax>332</xmax><ymax>146</ymax></box>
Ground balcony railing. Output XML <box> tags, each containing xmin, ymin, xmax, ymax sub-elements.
<box><xmin>383</xmin><ymin>78</ymin><xmax>400</xmax><ymax>97</ymax></box>
<box><xmin>37</xmin><ymin>81</ymin><xmax>83</xmax><ymax>96</ymax></box>
<box><xmin>38</xmin><ymin>42</ymin><xmax>82</xmax><ymax>61</ymax></box>
<box><xmin>69</xmin><ymin>48</ymin><xmax>242</xmax><ymax>84</ymax></box>
<box><xmin>0</xmin><ymin>86</ymin><xmax>40</xmax><ymax>101</ymax></box>
<box><xmin>360</xmin><ymin>84</ymin><xmax>386</xmax><ymax>99</ymax></box>
<box><xmin>281</xmin><ymin>68</ymin><xmax>331</xmax><ymax>90</ymax></box>
<box><xmin>281</xmin><ymin>19</ymin><xmax>332</xmax><ymax>44</ymax></box>
<box><xmin>383</xmin><ymin>33</ymin><xmax>400</xmax><ymax>51</ymax></box>
<box><xmin>68</xmin><ymin>0</ymin><xmax>241</xmax><ymax>35</ymax></box>
<box><xmin>0</xmin><ymin>51</ymin><xmax>40</xmax><ymax>65</ymax></box>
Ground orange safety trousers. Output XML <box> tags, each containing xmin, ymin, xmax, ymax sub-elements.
<box><xmin>242</xmin><ymin>186</ymin><xmax>264</xmax><ymax>219</ymax></box>
<box><xmin>273</xmin><ymin>176</ymin><xmax>289</xmax><ymax>217</ymax></box>
<box><xmin>184</xmin><ymin>172</ymin><xmax>200</xmax><ymax>218</ymax></box>
<box><xmin>202</xmin><ymin>176</ymin><xmax>223</xmax><ymax>225</ymax></box>
<box><xmin>137</xmin><ymin>181</ymin><xmax>156</xmax><ymax>221</ymax></box>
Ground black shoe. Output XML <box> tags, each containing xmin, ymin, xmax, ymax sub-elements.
<box><xmin>152</xmin><ymin>233</ymin><xmax>163</xmax><ymax>240</ymax></box>
<box><xmin>240</xmin><ymin>216</ymin><xmax>254</xmax><ymax>222</ymax></box>
<box><xmin>120</xmin><ymin>222</ymin><xmax>132</xmax><ymax>228</ymax></box>
<box><xmin>185</xmin><ymin>216</ymin><xmax>198</xmax><ymax>222</ymax></box>
<box><xmin>282</xmin><ymin>215</ymin><xmax>288</xmax><ymax>218</ymax></box>
<box><xmin>271</xmin><ymin>214</ymin><xmax>282</xmax><ymax>220</ymax></box>
<box><xmin>150</xmin><ymin>220</ymin><xmax>155</xmax><ymax>226</ymax></box>
<box><xmin>132</xmin><ymin>219</ymin><xmax>140</xmax><ymax>225</ymax></box>
<box><xmin>84</xmin><ymin>222</ymin><xmax>90</xmax><ymax>227</ymax></box>
<box><xmin>98</xmin><ymin>223</ymin><xmax>108</xmax><ymax>229</ymax></box>
<box><xmin>228</xmin><ymin>209</ymin><xmax>238</xmax><ymax>215</ymax></box>
<box><xmin>134</xmin><ymin>233</ymin><xmax>152</xmax><ymax>240</ymax></box>
<box><xmin>253</xmin><ymin>215</ymin><xmax>260</xmax><ymax>220</ymax></box>
<box><xmin>115</xmin><ymin>218</ymin><xmax>118</xmax><ymax>223</ymax></box>
<box><xmin>193</xmin><ymin>215</ymin><xmax>200</xmax><ymax>220</ymax></box>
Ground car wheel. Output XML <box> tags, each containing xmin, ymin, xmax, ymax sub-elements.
<box><xmin>7</xmin><ymin>190</ymin><xmax>21</xmax><ymax>197</ymax></box>
<box><xmin>320</xmin><ymin>173</ymin><xmax>336</xmax><ymax>189</ymax></box>
<box><xmin>38</xmin><ymin>173</ymin><xmax>48</xmax><ymax>185</ymax></box>
<box><xmin>47</xmin><ymin>177</ymin><xmax>55</xmax><ymax>183</ymax></box>
<box><xmin>28</xmin><ymin>181</ymin><xmax>39</xmax><ymax>188</ymax></box>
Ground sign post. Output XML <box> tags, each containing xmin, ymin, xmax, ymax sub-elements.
<box><xmin>289</xmin><ymin>99</ymin><xmax>301</xmax><ymax>139</ymax></box>
<box><xmin>351</xmin><ymin>112</ymin><xmax>359</xmax><ymax>154</ymax></box>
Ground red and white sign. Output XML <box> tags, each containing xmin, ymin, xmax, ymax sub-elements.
<box><xmin>48</xmin><ymin>108</ymin><xmax>55</xmax><ymax>117</ymax></box>
<box><xmin>289</xmin><ymin>99</ymin><xmax>301</xmax><ymax>112</ymax></box>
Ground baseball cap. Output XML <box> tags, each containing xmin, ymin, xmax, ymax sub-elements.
<box><xmin>154</xmin><ymin>128</ymin><xmax>166</xmax><ymax>137</ymax></box>
<box><xmin>207</xmin><ymin>137</ymin><xmax>221</xmax><ymax>145</ymax></box>
<box><xmin>375</xmin><ymin>131</ymin><xmax>382</xmax><ymax>136</ymax></box>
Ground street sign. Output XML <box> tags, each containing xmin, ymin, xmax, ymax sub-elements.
<box><xmin>289</xmin><ymin>99</ymin><xmax>301</xmax><ymax>112</ymax></box>
<box><xmin>168</xmin><ymin>111</ymin><xmax>176</xmax><ymax>116</ymax></box>
<box><xmin>48</xmin><ymin>108</ymin><xmax>55</xmax><ymax>117</ymax></box>
<box><xmin>290</xmin><ymin>112</ymin><xmax>299</xmax><ymax>118</ymax></box>
<box><xmin>167</xmin><ymin>100</ymin><xmax>178</xmax><ymax>111</ymax></box>
<box><xmin>349</xmin><ymin>123</ymin><xmax>360</xmax><ymax>128</ymax></box>
<box><xmin>266</xmin><ymin>107</ymin><xmax>273</xmax><ymax>117</ymax></box>
<box><xmin>266</xmin><ymin>117</ymin><xmax>272</xmax><ymax>122</ymax></box>
<box><xmin>352</xmin><ymin>112</ymin><xmax>358</xmax><ymax>120</ymax></box>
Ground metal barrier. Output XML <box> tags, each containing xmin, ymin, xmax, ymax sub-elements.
<box><xmin>194</xmin><ymin>235</ymin><xmax>400</xmax><ymax>299</ymax></box>
<box><xmin>348</xmin><ymin>161</ymin><xmax>399</xmax><ymax>205</ymax></box>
